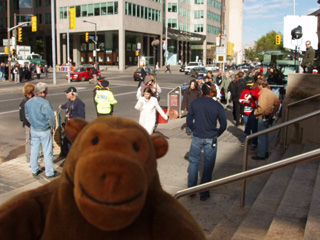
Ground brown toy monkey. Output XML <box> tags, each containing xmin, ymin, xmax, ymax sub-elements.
<box><xmin>0</xmin><ymin>116</ymin><xmax>205</xmax><ymax>240</ymax></box>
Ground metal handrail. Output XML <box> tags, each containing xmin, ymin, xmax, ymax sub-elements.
<box><xmin>241</xmin><ymin>109</ymin><xmax>320</xmax><ymax>207</ymax></box>
<box><xmin>174</xmin><ymin>149</ymin><xmax>320</xmax><ymax>199</ymax></box>
<box><xmin>284</xmin><ymin>93</ymin><xmax>320</xmax><ymax>147</ymax></box>
<box><xmin>173</xmin><ymin>110</ymin><xmax>320</xmax><ymax>208</ymax></box>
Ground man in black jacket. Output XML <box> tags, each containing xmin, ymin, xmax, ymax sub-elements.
<box><xmin>19</xmin><ymin>83</ymin><xmax>35</xmax><ymax>163</ymax></box>
<box><xmin>301</xmin><ymin>41</ymin><xmax>315</xmax><ymax>73</ymax></box>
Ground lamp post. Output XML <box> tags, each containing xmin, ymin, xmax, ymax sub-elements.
<box><xmin>83</xmin><ymin>20</ymin><xmax>97</xmax><ymax>64</ymax></box>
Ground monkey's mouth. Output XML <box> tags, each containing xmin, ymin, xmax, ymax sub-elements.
<box><xmin>79</xmin><ymin>183</ymin><xmax>143</xmax><ymax>206</ymax></box>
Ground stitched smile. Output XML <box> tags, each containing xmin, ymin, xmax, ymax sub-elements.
<box><xmin>79</xmin><ymin>183</ymin><xmax>143</xmax><ymax>206</ymax></box>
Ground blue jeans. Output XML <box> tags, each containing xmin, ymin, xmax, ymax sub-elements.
<box><xmin>257</xmin><ymin>118</ymin><xmax>269</xmax><ymax>158</ymax></box>
<box><xmin>243</xmin><ymin>112</ymin><xmax>258</xmax><ymax>146</ymax></box>
<box><xmin>188</xmin><ymin>136</ymin><xmax>217</xmax><ymax>197</ymax></box>
<box><xmin>30</xmin><ymin>129</ymin><xmax>54</xmax><ymax>177</ymax></box>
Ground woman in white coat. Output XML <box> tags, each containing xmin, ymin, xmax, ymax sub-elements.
<box><xmin>135</xmin><ymin>87</ymin><xmax>168</xmax><ymax>134</ymax></box>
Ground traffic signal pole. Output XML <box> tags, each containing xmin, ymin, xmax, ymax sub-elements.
<box><xmin>7</xmin><ymin>0</ymin><xmax>11</xmax><ymax>82</ymax></box>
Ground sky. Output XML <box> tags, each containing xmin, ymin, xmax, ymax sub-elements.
<box><xmin>243</xmin><ymin>0</ymin><xmax>319</xmax><ymax>45</ymax></box>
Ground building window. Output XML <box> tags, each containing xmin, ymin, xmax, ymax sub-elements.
<box><xmin>194</xmin><ymin>24</ymin><xmax>203</xmax><ymax>32</ymax></box>
<box><xmin>44</xmin><ymin>0</ymin><xmax>50</xmax><ymax>6</ymax></box>
<box><xmin>168</xmin><ymin>18</ymin><xmax>178</xmax><ymax>29</ymax></box>
<box><xmin>94</xmin><ymin>3</ymin><xmax>100</xmax><ymax>16</ymax></box>
<box><xmin>36</xmin><ymin>14</ymin><xmax>42</xmax><ymax>24</ymax></box>
<box><xmin>35</xmin><ymin>0</ymin><xmax>41</xmax><ymax>7</ymax></box>
<box><xmin>87</xmin><ymin>4</ymin><xmax>94</xmax><ymax>17</ymax></box>
<box><xmin>194</xmin><ymin>0</ymin><xmax>204</xmax><ymax>4</ymax></box>
<box><xmin>101</xmin><ymin>3</ymin><xmax>106</xmax><ymax>15</ymax></box>
<box><xmin>124</xmin><ymin>2</ymin><xmax>160</xmax><ymax>22</ymax></box>
<box><xmin>168</xmin><ymin>3</ymin><xmax>177</xmax><ymax>12</ymax></box>
<box><xmin>81</xmin><ymin>5</ymin><xmax>87</xmax><ymax>17</ymax></box>
<box><xmin>207</xmin><ymin>24</ymin><xmax>220</xmax><ymax>34</ymax></box>
<box><xmin>45</xmin><ymin>13</ymin><xmax>51</xmax><ymax>24</ymax></box>
<box><xmin>76</xmin><ymin>6</ymin><xmax>81</xmax><ymax>17</ymax></box>
<box><xmin>208</xmin><ymin>0</ymin><xmax>221</xmax><ymax>10</ymax></box>
<box><xmin>194</xmin><ymin>10</ymin><xmax>204</xmax><ymax>19</ymax></box>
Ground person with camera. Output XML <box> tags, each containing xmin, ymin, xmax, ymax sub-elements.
<box><xmin>59</xmin><ymin>87</ymin><xmax>85</xmax><ymax>155</ymax></box>
<box><xmin>252</xmin><ymin>78</ymin><xmax>280</xmax><ymax>160</ymax></box>
<box><xmin>186</xmin><ymin>82</ymin><xmax>227</xmax><ymax>201</ymax></box>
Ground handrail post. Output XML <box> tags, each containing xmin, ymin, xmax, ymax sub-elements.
<box><xmin>241</xmin><ymin>137</ymin><xmax>249</xmax><ymax>208</ymax></box>
<box><xmin>284</xmin><ymin>93</ymin><xmax>320</xmax><ymax>147</ymax></box>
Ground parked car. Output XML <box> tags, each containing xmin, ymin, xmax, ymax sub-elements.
<box><xmin>65</xmin><ymin>67</ymin><xmax>101</xmax><ymax>81</ymax></box>
<box><xmin>190</xmin><ymin>67</ymin><xmax>208</xmax><ymax>78</ymax></box>
<box><xmin>238</xmin><ymin>63</ymin><xmax>251</xmax><ymax>71</ymax></box>
<box><xmin>133</xmin><ymin>67</ymin><xmax>153</xmax><ymax>81</ymax></box>
<box><xmin>184</xmin><ymin>62</ymin><xmax>203</xmax><ymax>74</ymax></box>
<box><xmin>205</xmin><ymin>64</ymin><xmax>219</xmax><ymax>71</ymax></box>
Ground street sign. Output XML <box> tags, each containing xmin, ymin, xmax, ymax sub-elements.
<box><xmin>137</xmin><ymin>42</ymin><xmax>141</xmax><ymax>50</ymax></box>
<box><xmin>216</xmin><ymin>47</ymin><xmax>226</xmax><ymax>55</ymax></box>
<box><xmin>216</xmin><ymin>54</ymin><xmax>226</xmax><ymax>63</ymax></box>
<box><xmin>3</xmin><ymin>39</ymin><xmax>9</xmax><ymax>46</ymax></box>
<box><xmin>89</xmin><ymin>36</ymin><xmax>95</xmax><ymax>40</ymax></box>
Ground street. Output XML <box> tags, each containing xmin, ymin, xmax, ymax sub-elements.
<box><xmin>0</xmin><ymin>68</ymin><xmax>189</xmax><ymax>162</ymax></box>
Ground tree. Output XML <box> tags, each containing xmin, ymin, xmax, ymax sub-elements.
<box><xmin>244</xmin><ymin>30</ymin><xmax>285</xmax><ymax>62</ymax></box>
<box><xmin>255</xmin><ymin>30</ymin><xmax>284</xmax><ymax>52</ymax></box>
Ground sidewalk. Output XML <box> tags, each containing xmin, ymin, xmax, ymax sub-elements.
<box><xmin>0</xmin><ymin>110</ymin><xmax>245</xmax><ymax>205</ymax></box>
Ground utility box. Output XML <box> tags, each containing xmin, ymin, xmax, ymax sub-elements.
<box><xmin>167</xmin><ymin>86</ymin><xmax>183</xmax><ymax>119</ymax></box>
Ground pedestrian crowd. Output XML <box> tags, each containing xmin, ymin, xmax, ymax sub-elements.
<box><xmin>181</xmin><ymin>65</ymin><xmax>280</xmax><ymax>200</ymax></box>
<box><xmin>16</xmin><ymin>62</ymin><xmax>281</xmax><ymax>203</ymax></box>
<box><xmin>0</xmin><ymin>62</ymin><xmax>45</xmax><ymax>83</ymax></box>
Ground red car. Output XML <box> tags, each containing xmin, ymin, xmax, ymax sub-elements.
<box><xmin>65</xmin><ymin>67</ymin><xmax>101</xmax><ymax>82</ymax></box>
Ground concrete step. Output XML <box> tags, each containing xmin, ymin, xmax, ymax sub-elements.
<box><xmin>264</xmin><ymin>142</ymin><xmax>319</xmax><ymax>240</ymax></box>
<box><xmin>299</xmin><ymin>142</ymin><xmax>320</xmax><ymax>240</ymax></box>
<box><xmin>230</xmin><ymin>144</ymin><xmax>304</xmax><ymax>240</ymax></box>
<box><xmin>207</xmin><ymin>146</ymin><xmax>286</xmax><ymax>240</ymax></box>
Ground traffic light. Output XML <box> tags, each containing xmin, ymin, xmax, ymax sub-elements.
<box><xmin>69</xmin><ymin>8</ymin><xmax>76</xmax><ymax>29</ymax></box>
<box><xmin>18</xmin><ymin>27</ymin><xmax>23</xmax><ymax>42</ymax></box>
<box><xmin>31</xmin><ymin>16</ymin><xmax>37</xmax><ymax>32</ymax></box>
<box><xmin>85</xmin><ymin>32</ymin><xmax>89</xmax><ymax>42</ymax></box>
<box><xmin>227</xmin><ymin>42</ymin><xmax>234</xmax><ymax>56</ymax></box>
<box><xmin>135</xmin><ymin>50</ymin><xmax>139</xmax><ymax>56</ymax></box>
<box><xmin>4</xmin><ymin>46</ymin><xmax>9</xmax><ymax>54</ymax></box>
<box><xmin>276</xmin><ymin>35</ymin><xmax>281</xmax><ymax>45</ymax></box>
<box><xmin>12</xmin><ymin>49</ymin><xmax>16</xmax><ymax>56</ymax></box>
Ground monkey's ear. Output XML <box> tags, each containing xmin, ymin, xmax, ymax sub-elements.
<box><xmin>64</xmin><ymin>118</ymin><xmax>88</xmax><ymax>143</ymax></box>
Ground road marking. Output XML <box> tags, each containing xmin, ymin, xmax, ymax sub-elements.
<box><xmin>0</xmin><ymin>110</ymin><xmax>18</xmax><ymax>115</ymax></box>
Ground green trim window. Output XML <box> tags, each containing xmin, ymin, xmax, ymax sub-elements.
<box><xmin>208</xmin><ymin>0</ymin><xmax>221</xmax><ymax>10</ymax></box>
<box><xmin>207</xmin><ymin>10</ymin><xmax>220</xmax><ymax>22</ymax></box>
<box><xmin>195</xmin><ymin>0</ymin><xmax>204</xmax><ymax>4</ymax></box>
<box><xmin>168</xmin><ymin>18</ymin><xmax>178</xmax><ymax>29</ymax></box>
<box><xmin>194</xmin><ymin>10</ymin><xmax>204</xmax><ymax>19</ymax></box>
<box><xmin>194</xmin><ymin>24</ymin><xmax>203</xmax><ymax>32</ymax></box>
<box><xmin>125</xmin><ymin>2</ymin><xmax>161</xmax><ymax>22</ymax></box>
<box><xmin>168</xmin><ymin>3</ymin><xmax>177</xmax><ymax>12</ymax></box>
<box><xmin>59</xmin><ymin>2</ymin><xmax>119</xmax><ymax>19</ymax></box>
<box><xmin>207</xmin><ymin>24</ymin><xmax>220</xmax><ymax>34</ymax></box>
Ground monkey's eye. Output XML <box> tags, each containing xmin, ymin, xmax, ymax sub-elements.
<box><xmin>133</xmin><ymin>142</ymin><xmax>139</xmax><ymax>152</ymax></box>
<box><xmin>92</xmin><ymin>136</ymin><xmax>99</xmax><ymax>145</ymax></box>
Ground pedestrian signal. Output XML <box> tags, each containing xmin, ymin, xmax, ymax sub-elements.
<box><xmin>31</xmin><ymin>16</ymin><xmax>37</xmax><ymax>32</ymax></box>
<box><xmin>18</xmin><ymin>27</ymin><xmax>23</xmax><ymax>42</ymax></box>
<box><xmin>276</xmin><ymin>35</ymin><xmax>281</xmax><ymax>45</ymax></box>
<box><xmin>69</xmin><ymin>8</ymin><xmax>76</xmax><ymax>29</ymax></box>
<box><xmin>85</xmin><ymin>32</ymin><xmax>89</xmax><ymax>42</ymax></box>
<box><xmin>135</xmin><ymin>50</ymin><xmax>139</xmax><ymax>56</ymax></box>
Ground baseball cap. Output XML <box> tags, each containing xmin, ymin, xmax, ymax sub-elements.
<box><xmin>64</xmin><ymin>86</ymin><xmax>77</xmax><ymax>93</ymax></box>
<box><xmin>246</xmin><ymin>79</ymin><xmax>254</xmax><ymax>86</ymax></box>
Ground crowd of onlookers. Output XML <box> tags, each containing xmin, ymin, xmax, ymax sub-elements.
<box><xmin>0</xmin><ymin>62</ymin><xmax>47</xmax><ymax>83</ymax></box>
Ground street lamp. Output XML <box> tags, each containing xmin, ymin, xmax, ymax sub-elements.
<box><xmin>83</xmin><ymin>20</ymin><xmax>97</xmax><ymax>64</ymax></box>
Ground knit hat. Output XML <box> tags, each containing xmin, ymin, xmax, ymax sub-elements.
<box><xmin>100</xmin><ymin>80</ymin><xmax>109</xmax><ymax>88</ymax></box>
